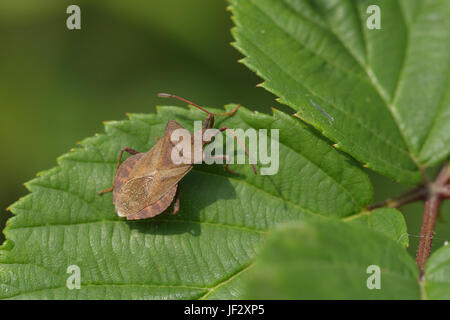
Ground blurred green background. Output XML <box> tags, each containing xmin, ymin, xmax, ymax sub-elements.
<box><xmin>1</xmin><ymin>0</ymin><xmax>448</xmax><ymax>257</ymax></box>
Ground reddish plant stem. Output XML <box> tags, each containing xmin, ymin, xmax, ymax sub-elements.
<box><xmin>416</xmin><ymin>192</ymin><xmax>441</xmax><ymax>276</ymax></box>
<box><xmin>436</xmin><ymin>162</ymin><xmax>450</xmax><ymax>185</ymax></box>
<box><xmin>416</xmin><ymin>163</ymin><xmax>450</xmax><ymax>277</ymax></box>
<box><xmin>442</xmin><ymin>185</ymin><xmax>450</xmax><ymax>198</ymax></box>
<box><xmin>365</xmin><ymin>163</ymin><xmax>449</xmax><ymax>276</ymax></box>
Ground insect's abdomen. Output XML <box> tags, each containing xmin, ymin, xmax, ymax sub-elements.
<box><xmin>115</xmin><ymin>177</ymin><xmax>153</xmax><ymax>217</ymax></box>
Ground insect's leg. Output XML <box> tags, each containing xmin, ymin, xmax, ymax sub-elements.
<box><xmin>213</xmin><ymin>104</ymin><xmax>240</xmax><ymax>117</ymax></box>
<box><xmin>224</xmin><ymin>164</ymin><xmax>239</xmax><ymax>176</ymax></box>
<box><xmin>169</xmin><ymin>185</ymin><xmax>181</xmax><ymax>215</ymax></box>
<box><xmin>120</xmin><ymin>147</ymin><xmax>140</xmax><ymax>156</ymax></box>
<box><xmin>153</xmin><ymin>218</ymin><xmax>160</xmax><ymax>230</ymax></box>
<box><xmin>216</xmin><ymin>126</ymin><xmax>258</xmax><ymax>175</ymax></box>
<box><xmin>202</xmin><ymin>104</ymin><xmax>240</xmax><ymax>131</ymax></box>
<box><xmin>98</xmin><ymin>147</ymin><xmax>140</xmax><ymax>195</ymax></box>
<box><xmin>204</xmin><ymin>154</ymin><xmax>239</xmax><ymax>176</ymax></box>
<box><xmin>202</xmin><ymin>114</ymin><xmax>214</xmax><ymax>131</ymax></box>
<box><xmin>97</xmin><ymin>187</ymin><xmax>114</xmax><ymax>195</ymax></box>
<box><xmin>202</xmin><ymin>126</ymin><xmax>257</xmax><ymax>174</ymax></box>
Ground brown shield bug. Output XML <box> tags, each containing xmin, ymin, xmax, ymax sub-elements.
<box><xmin>98</xmin><ymin>93</ymin><xmax>257</xmax><ymax>220</ymax></box>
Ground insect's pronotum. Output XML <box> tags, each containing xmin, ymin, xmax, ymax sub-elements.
<box><xmin>98</xmin><ymin>93</ymin><xmax>257</xmax><ymax>220</ymax></box>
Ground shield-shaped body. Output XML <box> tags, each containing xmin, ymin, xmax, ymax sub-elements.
<box><xmin>113</xmin><ymin>121</ymin><xmax>193</xmax><ymax>220</ymax></box>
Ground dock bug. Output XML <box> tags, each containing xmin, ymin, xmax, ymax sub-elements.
<box><xmin>98</xmin><ymin>93</ymin><xmax>257</xmax><ymax>220</ymax></box>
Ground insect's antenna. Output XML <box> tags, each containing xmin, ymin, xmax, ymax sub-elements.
<box><xmin>158</xmin><ymin>93</ymin><xmax>213</xmax><ymax>116</ymax></box>
<box><xmin>221</xmin><ymin>127</ymin><xmax>258</xmax><ymax>175</ymax></box>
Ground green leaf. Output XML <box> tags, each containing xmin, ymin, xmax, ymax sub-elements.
<box><xmin>242</xmin><ymin>219</ymin><xmax>420</xmax><ymax>299</ymax></box>
<box><xmin>230</xmin><ymin>0</ymin><xmax>450</xmax><ymax>183</ymax></box>
<box><xmin>0</xmin><ymin>105</ymin><xmax>371</xmax><ymax>299</ymax></box>
<box><xmin>346</xmin><ymin>208</ymin><xmax>409</xmax><ymax>247</ymax></box>
<box><xmin>425</xmin><ymin>244</ymin><xmax>450</xmax><ymax>299</ymax></box>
